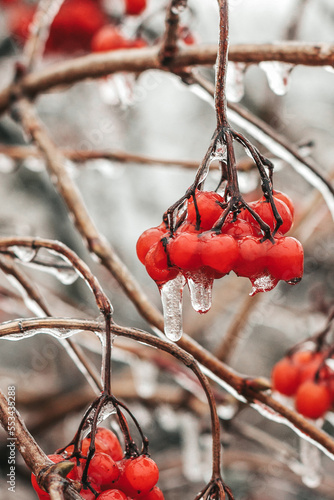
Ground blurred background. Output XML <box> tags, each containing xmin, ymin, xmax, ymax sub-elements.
<box><xmin>0</xmin><ymin>0</ymin><xmax>333</xmax><ymax>498</ymax></box>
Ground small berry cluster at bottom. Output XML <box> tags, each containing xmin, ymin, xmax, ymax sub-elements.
<box><xmin>137</xmin><ymin>189</ymin><xmax>303</xmax><ymax>295</ymax></box>
<box><xmin>272</xmin><ymin>350</ymin><xmax>334</xmax><ymax>420</ymax></box>
<box><xmin>31</xmin><ymin>427</ymin><xmax>163</xmax><ymax>500</ymax></box>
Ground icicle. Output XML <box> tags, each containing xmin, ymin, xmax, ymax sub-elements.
<box><xmin>23</xmin><ymin>156</ymin><xmax>45</xmax><ymax>172</ymax></box>
<box><xmin>259</xmin><ymin>61</ymin><xmax>294</xmax><ymax>96</ymax></box>
<box><xmin>160</xmin><ymin>274</ymin><xmax>185</xmax><ymax>341</ymax></box>
<box><xmin>199</xmin><ymin>433</ymin><xmax>214</xmax><ymax>482</ymax></box>
<box><xmin>0</xmin><ymin>154</ymin><xmax>16</xmax><ymax>173</ymax></box>
<box><xmin>217</xmin><ymin>401</ymin><xmax>238</xmax><ymax>420</ymax></box>
<box><xmin>171</xmin><ymin>0</ymin><xmax>187</xmax><ymax>14</ymax></box>
<box><xmin>210</xmin><ymin>140</ymin><xmax>227</xmax><ymax>163</ymax></box>
<box><xmin>226</xmin><ymin>62</ymin><xmax>246</xmax><ymax>102</ymax></box>
<box><xmin>250</xmin><ymin>275</ymin><xmax>278</xmax><ymax>296</ymax></box>
<box><xmin>185</xmin><ymin>269</ymin><xmax>213</xmax><ymax>313</ymax></box>
<box><xmin>156</xmin><ymin>405</ymin><xmax>180</xmax><ymax>432</ymax></box>
<box><xmin>131</xmin><ymin>358</ymin><xmax>158</xmax><ymax>398</ymax></box>
<box><xmin>99</xmin><ymin>75</ymin><xmax>135</xmax><ymax>108</ymax></box>
<box><xmin>11</xmin><ymin>245</ymin><xmax>37</xmax><ymax>263</ymax></box>
<box><xmin>300</xmin><ymin>436</ymin><xmax>322</xmax><ymax>488</ymax></box>
<box><xmin>86</xmin><ymin>159</ymin><xmax>125</xmax><ymax>180</ymax></box>
<box><xmin>180</xmin><ymin>413</ymin><xmax>202</xmax><ymax>482</ymax></box>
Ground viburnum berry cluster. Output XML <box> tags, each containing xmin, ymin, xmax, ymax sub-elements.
<box><xmin>31</xmin><ymin>427</ymin><xmax>163</xmax><ymax>500</ymax></box>
<box><xmin>271</xmin><ymin>305</ymin><xmax>334</xmax><ymax>425</ymax></box>
<box><xmin>137</xmin><ymin>188</ymin><xmax>303</xmax><ymax>300</ymax></box>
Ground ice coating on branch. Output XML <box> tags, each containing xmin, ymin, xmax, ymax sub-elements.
<box><xmin>259</xmin><ymin>61</ymin><xmax>294</xmax><ymax>96</ymax></box>
<box><xmin>131</xmin><ymin>358</ymin><xmax>158</xmax><ymax>398</ymax></box>
<box><xmin>180</xmin><ymin>413</ymin><xmax>201</xmax><ymax>482</ymax></box>
<box><xmin>11</xmin><ymin>245</ymin><xmax>36</xmax><ymax>263</ymax></box>
<box><xmin>171</xmin><ymin>0</ymin><xmax>187</xmax><ymax>14</ymax></box>
<box><xmin>186</xmin><ymin>270</ymin><xmax>213</xmax><ymax>313</ymax></box>
<box><xmin>0</xmin><ymin>154</ymin><xmax>15</xmax><ymax>173</ymax></box>
<box><xmin>210</xmin><ymin>140</ymin><xmax>226</xmax><ymax>163</ymax></box>
<box><xmin>250</xmin><ymin>275</ymin><xmax>277</xmax><ymax>296</ymax></box>
<box><xmin>160</xmin><ymin>274</ymin><xmax>185</xmax><ymax>341</ymax></box>
<box><xmin>2</xmin><ymin>326</ymin><xmax>85</xmax><ymax>341</ymax></box>
<box><xmin>300</xmin><ymin>436</ymin><xmax>322</xmax><ymax>488</ymax></box>
<box><xmin>226</xmin><ymin>62</ymin><xmax>246</xmax><ymax>102</ymax></box>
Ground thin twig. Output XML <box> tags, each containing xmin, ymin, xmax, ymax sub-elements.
<box><xmin>159</xmin><ymin>0</ymin><xmax>186</xmax><ymax>64</ymax></box>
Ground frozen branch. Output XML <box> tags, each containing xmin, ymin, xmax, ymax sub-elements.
<box><xmin>1</xmin><ymin>316</ymin><xmax>334</xmax><ymax>461</ymax></box>
<box><xmin>159</xmin><ymin>0</ymin><xmax>186</xmax><ymax>64</ymax></box>
<box><xmin>1</xmin><ymin>42</ymin><xmax>334</xmax><ymax>115</ymax></box>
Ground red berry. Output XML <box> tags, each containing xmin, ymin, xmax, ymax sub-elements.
<box><xmin>144</xmin><ymin>240</ymin><xmax>178</xmax><ymax>284</ymax></box>
<box><xmin>293</xmin><ymin>351</ymin><xmax>323</xmax><ymax>385</ymax></box>
<box><xmin>186</xmin><ymin>190</ymin><xmax>225</xmax><ymax>230</ymax></box>
<box><xmin>168</xmin><ymin>232</ymin><xmax>202</xmax><ymax>270</ymax></box>
<box><xmin>200</xmin><ymin>232</ymin><xmax>238</xmax><ymax>275</ymax></box>
<box><xmin>125</xmin><ymin>0</ymin><xmax>147</xmax><ymax>16</ymax></box>
<box><xmin>122</xmin><ymin>456</ymin><xmax>159</xmax><ymax>494</ymax></box>
<box><xmin>266</xmin><ymin>237</ymin><xmax>303</xmax><ymax>283</ymax></box>
<box><xmin>142</xmin><ymin>486</ymin><xmax>165</xmax><ymax>500</ymax></box>
<box><xmin>136</xmin><ymin>225</ymin><xmax>166</xmax><ymax>264</ymax></box>
<box><xmin>82</xmin><ymin>427</ymin><xmax>123</xmax><ymax>462</ymax></box>
<box><xmin>221</xmin><ymin>216</ymin><xmax>260</xmax><ymax>239</ymax></box>
<box><xmin>91</xmin><ymin>25</ymin><xmax>129</xmax><ymax>52</ymax></box>
<box><xmin>87</xmin><ymin>452</ymin><xmax>120</xmax><ymax>491</ymax></box>
<box><xmin>273</xmin><ymin>190</ymin><xmax>295</xmax><ymax>218</ymax></box>
<box><xmin>250</xmin><ymin>197</ymin><xmax>293</xmax><ymax>234</ymax></box>
<box><xmin>271</xmin><ymin>357</ymin><xmax>300</xmax><ymax>396</ymax></box>
<box><xmin>97</xmin><ymin>490</ymin><xmax>128</xmax><ymax>500</ymax></box>
<box><xmin>47</xmin><ymin>0</ymin><xmax>107</xmax><ymax>53</ymax></box>
<box><xmin>233</xmin><ymin>236</ymin><xmax>270</xmax><ymax>279</ymax></box>
<box><xmin>295</xmin><ymin>381</ymin><xmax>331</xmax><ymax>419</ymax></box>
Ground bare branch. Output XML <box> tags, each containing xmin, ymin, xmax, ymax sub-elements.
<box><xmin>1</xmin><ymin>42</ymin><xmax>334</xmax><ymax>115</ymax></box>
<box><xmin>1</xmin><ymin>316</ymin><xmax>334</xmax><ymax>461</ymax></box>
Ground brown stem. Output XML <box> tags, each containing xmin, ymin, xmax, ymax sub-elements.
<box><xmin>159</xmin><ymin>0</ymin><xmax>186</xmax><ymax>64</ymax></box>
<box><xmin>215</xmin><ymin>0</ymin><xmax>229</xmax><ymax>128</ymax></box>
<box><xmin>1</xmin><ymin>42</ymin><xmax>334</xmax><ymax>115</ymax></box>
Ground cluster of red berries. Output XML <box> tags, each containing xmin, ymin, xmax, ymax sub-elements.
<box><xmin>2</xmin><ymin>0</ymin><xmax>148</xmax><ymax>54</ymax></box>
<box><xmin>137</xmin><ymin>189</ymin><xmax>303</xmax><ymax>295</ymax></box>
<box><xmin>272</xmin><ymin>350</ymin><xmax>334</xmax><ymax>420</ymax></box>
<box><xmin>31</xmin><ymin>427</ymin><xmax>163</xmax><ymax>500</ymax></box>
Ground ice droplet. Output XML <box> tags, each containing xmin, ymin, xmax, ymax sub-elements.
<box><xmin>171</xmin><ymin>0</ymin><xmax>187</xmax><ymax>14</ymax></box>
<box><xmin>86</xmin><ymin>159</ymin><xmax>125</xmax><ymax>180</ymax></box>
<box><xmin>259</xmin><ymin>61</ymin><xmax>294</xmax><ymax>96</ymax></box>
<box><xmin>11</xmin><ymin>245</ymin><xmax>36</xmax><ymax>263</ymax></box>
<box><xmin>324</xmin><ymin>65</ymin><xmax>334</xmax><ymax>74</ymax></box>
<box><xmin>300</xmin><ymin>436</ymin><xmax>322</xmax><ymax>488</ymax></box>
<box><xmin>226</xmin><ymin>62</ymin><xmax>246</xmax><ymax>102</ymax></box>
<box><xmin>100</xmin><ymin>75</ymin><xmax>135</xmax><ymax>108</ymax></box>
<box><xmin>180</xmin><ymin>412</ymin><xmax>201</xmax><ymax>482</ymax></box>
<box><xmin>160</xmin><ymin>274</ymin><xmax>185</xmax><ymax>341</ymax></box>
<box><xmin>217</xmin><ymin>401</ymin><xmax>238</xmax><ymax>420</ymax></box>
<box><xmin>186</xmin><ymin>269</ymin><xmax>213</xmax><ymax>313</ymax></box>
<box><xmin>250</xmin><ymin>274</ymin><xmax>278</xmax><ymax>296</ymax></box>
<box><xmin>0</xmin><ymin>154</ymin><xmax>16</xmax><ymax>173</ymax></box>
<box><xmin>23</xmin><ymin>156</ymin><xmax>45</xmax><ymax>172</ymax></box>
<box><xmin>54</xmin><ymin>267</ymin><xmax>80</xmax><ymax>285</ymax></box>
<box><xmin>156</xmin><ymin>405</ymin><xmax>180</xmax><ymax>432</ymax></box>
<box><xmin>131</xmin><ymin>358</ymin><xmax>158</xmax><ymax>398</ymax></box>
